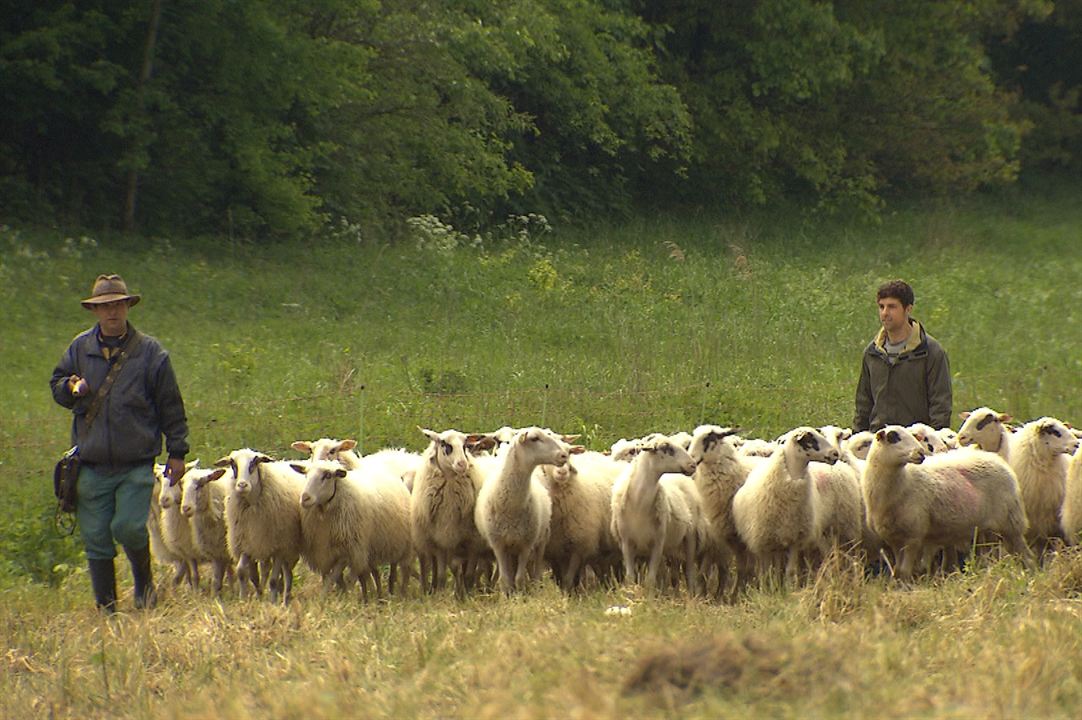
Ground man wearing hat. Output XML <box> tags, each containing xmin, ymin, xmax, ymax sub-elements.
<box><xmin>50</xmin><ymin>274</ymin><xmax>189</xmax><ymax>612</ymax></box>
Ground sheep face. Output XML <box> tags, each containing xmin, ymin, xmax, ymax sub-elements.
<box><xmin>215</xmin><ymin>449</ymin><xmax>272</xmax><ymax>500</ymax></box>
<box><xmin>870</xmin><ymin>426</ymin><xmax>927</xmax><ymax>466</ymax></box>
<box><xmin>420</xmin><ymin>428</ymin><xmax>475</xmax><ymax>476</ymax></box>
<box><xmin>158</xmin><ymin>471</ymin><xmax>183</xmax><ymax>510</ymax></box>
<box><xmin>688</xmin><ymin>425</ymin><xmax>740</xmax><ymax>465</ymax></box>
<box><xmin>512</xmin><ymin>427</ymin><xmax>571</xmax><ymax>468</ymax></box>
<box><xmin>1031</xmin><ymin>417</ymin><xmax>1079</xmax><ymax>456</ymax></box>
<box><xmin>783</xmin><ymin>427</ymin><xmax>839</xmax><ymax>465</ymax></box>
<box><xmin>846</xmin><ymin>431</ymin><xmax>875</xmax><ymax>460</ymax></box>
<box><xmin>907</xmin><ymin>423</ymin><xmax>947</xmax><ymax>454</ymax></box>
<box><xmin>819</xmin><ymin>425</ymin><xmax>852</xmax><ymax>451</ymax></box>
<box><xmin>180</xmin><ymin>468</ymin><xmax>227</xmax><ymax>518</ymax></box>
<box><xmin>294</xmin><ymin>460</ymin><xmax>347</xmax><ymax>509</ymax></box>
<box><xmin>957</xmin><ymin>407</ymin><xmax>1010</xmax><ymax>450</ymax></box>
<box><xmin>610</xmin><ymin>438</ymin><xmax>643</xmax><ymax>462</ymax></box>
<box><xmin>291</xmin><ymin>437</ymin><xmax>357</xmax><ymax>464</ymax></box>
<box><xmin>639</xmin><ymin>436</ymin><xmax>698</xmax><ymax>476</ymax></box>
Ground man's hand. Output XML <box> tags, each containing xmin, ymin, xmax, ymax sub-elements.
<box><xmin>69</xmin><ymin>375</ymin><xmax>89</xmax><ymax>396</ymax></box>
<box><xmin>164</xmin><ymin>458</ymin><xmax>187</xmax><ymax>483</ymax></box>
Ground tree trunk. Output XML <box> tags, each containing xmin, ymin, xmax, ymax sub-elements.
<box><xmin>122</xmin><ymin>0</ymin><xmax>164</xmax><ymax>232</ymax></box>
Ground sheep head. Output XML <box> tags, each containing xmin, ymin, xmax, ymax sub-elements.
<box><xmin>293</xmin><ymin>459</ymin><xmax>348</xmax><ymax>509</ymax></box>
<box><xmin>871</xmin><ymin>426</ymin><xmax>926</xmax><ymax>466</ymax></box>
<box><xmin>957</xmin><ymin>407</ymin><xmax>1010</xmax><ymax>451</ymax></box>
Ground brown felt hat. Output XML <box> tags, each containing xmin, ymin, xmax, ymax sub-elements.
<box><xmin>81</xmin><ymin>274</ymin><xmax>141</xmax><ymax>309</ymax></box>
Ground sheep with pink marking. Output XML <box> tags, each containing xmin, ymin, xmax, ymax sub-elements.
<box><xmin>862</xmin><ymin>426</ymin><xmax>1034</xmax><ymax>580</ymax></box>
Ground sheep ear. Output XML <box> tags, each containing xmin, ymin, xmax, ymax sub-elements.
<box><xmin>959</xmin><ymin>411</ymin><xmax>971</xmax><ymax>420</ymax></box>
<box><xmin>998</xmin><ymin>413</ymin><xmax>1012</xmax><ymax>423</ymax></box>
<box><xmin>289</xmin><ymin>463</ymin><xmax>306</xmax><ymax>475</ymax></box>
<box><xmin>875</xmin><ymin>430</ymin><xmax>886</xmax><ymax>442</ymax></box>
<box><xmin>338</xmin><ymin>439</ymin><xmax>357</xmax><ymax>452</ymax></box>
<box><xmin>569</xmin><ymin>445</ymin><xmax>586</xmax><ymax>455</ymax></box>
<box><xmin>562</xmin><ymin>434</ymin><xmax>581</xmax><ymax>443</ymax></box>
<box><xmin>291</xmin><ymin>441</ymin><xmax>312</xmax><ymax>453</ymax></box>
<box><xmin>208</xmin><ymin>468</ymin><xmax>227</xmax><ymax>482</ymax></box>
<box><xmin>214</xmin><ymin>456</ymin><xmax>230</xmax><ymax>468</ymax></box>
<box><xmin>419</xmin><ymin>427</ymin><xmax>440</xmax><ymax>442</ymax></box>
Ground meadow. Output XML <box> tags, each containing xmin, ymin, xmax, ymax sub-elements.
<box><xmin>1</xmin><ymin>179</ymin><xmax>1081</xmax><ymax>718</ymax></box>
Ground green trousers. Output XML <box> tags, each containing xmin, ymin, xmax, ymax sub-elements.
<box><xmin>76</xmin><ymin>463</ymin><xmax>154</xmax><ymax>560</ymax></box>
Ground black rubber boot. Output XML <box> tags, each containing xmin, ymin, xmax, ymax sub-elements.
<box><xmin>87</xmin><ymin>558</ymin><xmax>117</xmax><ymax>613</ymax></box>
<box><xmin>125</xmin><ymin>545</ymin><xmax>157</xmax><ymax>610</ymax></box>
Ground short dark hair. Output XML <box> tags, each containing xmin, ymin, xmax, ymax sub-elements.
<box><xmin>877</xmin><ymin>280</ymin><xmax>914</xmax><ymax>307</ymax></box>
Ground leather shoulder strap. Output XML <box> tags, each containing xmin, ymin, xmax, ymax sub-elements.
<box><xmin>85</xmin><ymin>332</ymin><xmax>143</xmax><ymax>429</ymax></box>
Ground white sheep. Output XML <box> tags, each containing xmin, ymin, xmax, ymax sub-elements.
<box><xmin>538</xmin><ymin>449</ymin><xmax>622</xmax><ymax>591</ymax></box>
<box><xmin>474</xmin><ymin>426</ymin><xmax>568</xmax><ymax>595</ymax></box>
<box><xmin>292</xmin><ymin>437</ymin><xmax>421</xmax><ymax>491</ymax></box>
<box><xmin>292</xmin><ymin>457</ymin><xmax>413</xmax><ymax>600</ymax></box>
<box><xmin>845</xmin><ymin>431</ymin><xmax>875</xmax><ymax>461</ymax></box>
<box><xmin>1062</xmin><ymin>446</ymin><xmax>1082</xmax><ymax>546</ymax></box>
<box><xmin>736</xmin><ymin>437</ymin><xmax>778</xmax><ymax>459</ymax></box>
<box><xmin>732</xmin><ymin>427</ymin><xmax>839</xmax><ymax>585</ymax></box>
<box><xmin>150</xmin><ymin>463</ymin><xmax>192</xmax><ymax>588</ymax></box>
<box><xmin>908</xmin><ymin>423</ymin><xmax>949</xmax><ymax>454</ymax></box>
<box><xmin>610</xmin><ymin>434</ymin><xmax>701</xmax><ymax>594</ymax></box>
<box><xmin>409</xmin><ymin>428</ymin><xmax>492</xmax><ymax>595</ymax></box>
<box><xmin>215</xmin><ymin>448</ymin><xmax>305</xmax><ymax>603</ymax></box>
<box><xmin>158</xmin><ymin>465</ymin><xmax>204</xmax><ymax>591</ymax></box>
<box><xmin>957</xmin><ymin>407</ymin><xmax>1015</xmax><ymax>460</ymax></box>
<box><xmin>180</xmin><ymin>466</ymin><xmax>235</xmax><ymax>595</ymax></box>
<box><xmin>1007</xmin><ymin>416</ymin><xmax>1079</xmax><ymax>553</ymax></box>
<box><xmin>686</xmin><ymin>425</ymin><xmax>757</xmax><ymax>599</ymax></box>
<box><xmin>862</xmin><ymin>426</ymin><xmax>1034</xmax><ymax>580</ymax></box>
<box><xmin>610</xmin><ymin>437</ymin><xmax>644</xmax><ymax>462</ymax></box>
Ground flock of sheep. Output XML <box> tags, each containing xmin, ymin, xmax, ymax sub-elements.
<box><xmin>149</xmin><ymin>406</ymin><xmax>1082</xmax><ymax>603</ymax></box>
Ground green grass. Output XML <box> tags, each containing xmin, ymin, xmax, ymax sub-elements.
<box><xmin>1</xmin><ymin>181</ymin><xmax>1081</xmax><ymax>718</ymax></box>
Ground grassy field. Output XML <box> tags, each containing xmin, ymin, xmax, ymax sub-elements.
<box><xmin>1</xmin><ymin>179</ymin><xmax>1081</xmax><ymax>718</ymax></box>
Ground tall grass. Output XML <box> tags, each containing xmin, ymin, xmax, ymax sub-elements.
<box><xmin>1</xmin><ymin>182</ymin><xmax>1081</xmax><ymax>718</ymax></box>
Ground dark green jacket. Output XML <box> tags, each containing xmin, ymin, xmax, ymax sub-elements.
<box><xmin>50</xmin><ymin>322</ymin><xmax>189</xmax><ymax>470</ymax></box>
<box><xmin>853</xmin><ymin>319</ymin><xmax>952</xmax><ymax>432</ymax></box>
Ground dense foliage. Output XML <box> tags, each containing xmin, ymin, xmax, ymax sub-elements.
<box><xmin>1</xmin><ymin>0</ymin><xmax>1076</xmax><ymax>237</ymax></box>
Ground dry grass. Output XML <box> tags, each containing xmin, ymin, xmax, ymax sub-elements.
<box><xmin>3</xmin><ymin>549</ymin><xmax>1081</xmax><ymax>719</ymax></box>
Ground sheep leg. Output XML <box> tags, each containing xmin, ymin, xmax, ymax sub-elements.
<box><xmin>171</xmin><ymin>560</ymin><xmax>189</xmax><ymax>587</ymax></box>
<box><xmin>370</xmin><ymin>568</ymin><xmax>384</xmax><ymax>598</ymax></box>
<box><xmin>784</xmin><ymin>547</ymin><xmax>802</xmax><ymax>589</ymax></box>
<box><xmin>897</xmin><ymin>543</ymin><xmax>920</xmax><ymax>581</ymax></box>
<box><xmin>324</xmin><ymin>558</ymin><xmax>348</xmax><ymax>593</ymax></box>
<box><xmin>1004</xmin><ymin>532</ymin><xmax>1038</xmax><ymax>571</ymax></box>
<box><xmin>492</xmin><ymin>545</ymin><xmax>516</xmax><ymax>595</ymax></box>
<box><xmin>236</xmin><ymin>555</ymin><xmax>252</xmax><ymax>600</ymax></box>
<box><xmin>684</xmin><ymin>536</ymin><xmax>700</xmax><ymax>596</ymax></box>
<box><xmin>435</xmin><ymin>552</ymin><xmax>449</xmax><ymax>592</ymax></box>
<box><xmin>418</xmin><ymin>554</ymin><xmax>433</xmax><ymax>594</ymax></box>
<box><xmin>645</xmin><ymin>540</ymin><xmax>666</xmax><ymax>592</ymax></box>
<box><xmin>561</xmin><ymin>553</ymin><xmax>583</xmax><ymax>592</ymax></box>
<box><xmin>514</xmin><ymin>547</ymin><xmax>535</xmax><ymax>591</ymax></box>
<box><xmin>211</xmin><ymin>559</ymin><xmax>226</xmax><ymax>597</ymax></box>
<box><xmin>188</xmin><ymin>560</ymin><xmax>201</xmax><ymax>592</ymax></box>
<box><xmin>621</xmin><ymin>542</ymin><xmax>638</xmax><ymax>586</ymax></box>
<box><xmin>269</xmin><ymin>560</ymin><xmax>284</xmax><ymax>604</ymax></box>
<box><xmin>280</xmin><ymin>561</ymin><xmax>294</xmax><ymax>604</ymax></box>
